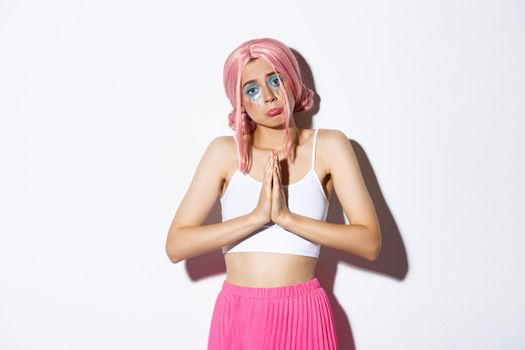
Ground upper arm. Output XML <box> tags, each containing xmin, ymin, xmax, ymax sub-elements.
<box><xmin>325</xmin><ymin>129</ymin><xmax>380</xmax><ymax>233</ymax></box>
<box><xmin>168</xmin><ymin>136</ymin><xmax>232</xmax><ymax>232</ymax></box>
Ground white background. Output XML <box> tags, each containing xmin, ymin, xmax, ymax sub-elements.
<box><xmin>2</xmin><ymin>0</ymin><xmax>524</xmax><ymax>349</ymax></box>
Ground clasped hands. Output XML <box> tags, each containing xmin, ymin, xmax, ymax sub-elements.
<box><xmin>252</xmin><ymin>151</ymin><xmax>291</xmax><ymax>226</ymax></box>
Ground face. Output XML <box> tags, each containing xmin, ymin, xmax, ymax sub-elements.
<box><xmin>240</xmin><ymin>58</ymin><xmax>295</xmax><ymax>127</ymax></box>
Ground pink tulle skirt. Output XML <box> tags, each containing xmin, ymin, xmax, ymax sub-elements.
<box><xmin>207</xmin><ymin>277</ymin><xmax>339</xmax><ymax>349</ymax></box>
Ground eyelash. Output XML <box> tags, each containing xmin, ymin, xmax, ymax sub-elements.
<box><xmin>245</xmin><ymin>85</ymin><xmax>260</xmax><ymax>97</ymax></box>
<box><xmin>269</xmin><ymin>76</ymin><xmax>282</xmax><ymax>88</ymax></box>
<box><xmin>244</xmin><ymin>75</ymin><xmax>284</xmax><ymax>97</ymax></box>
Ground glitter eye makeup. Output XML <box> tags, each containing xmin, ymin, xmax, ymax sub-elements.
<box><xmin>243</xmin><ymin>73</ymin><xmax>285</xmax><ymax>106</ymax></box>
<box><xmin>269</xmin><ymin>74</ymin><xmax>284</xmax><ymax>86</ymax></box>
<box><xmin>244</xmin><ymin>84</ymin><xmax>262</xmax><ymax>104</ymax></box>
<box><xmin>268</xmin><ymin>74</ymin><xmax>284</xmax><ymax>95</ymax></box>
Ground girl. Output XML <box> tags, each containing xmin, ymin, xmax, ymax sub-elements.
<box><xmin>165</xmin><ymin>38</ymin><xmax>381</xmax><ymax>349</ymax></box>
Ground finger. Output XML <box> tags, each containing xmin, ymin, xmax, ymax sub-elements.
<box><xmin>272</xmin><ymin>167</ymin><xmax>279</xmax><ymax>195</ymax></box>
<box><xmin>276</xmin><ymin>172</ymin><xmax>283</xmax><ymax>196</ymax></box>
<box><xmin>273</xmin><ymin>153</ymin><xmax>278</xmax><ymax>171</ymax></box>
<box><xmin>273</xmin><ymin>155</ymin><xmax>281</xmax><ymax>180</ymax></box>
<box><xmin>262</xmin><ymin>164</ymin><xmax>272</xmax><ymax>197</ymax></box>
<box><xmin>264</xmin><ymin>154</ymin><xmax>272</xmax><ymax>176</ymax></box>
<box><xmin>274</xmin><ymin>163</ymin><xmax>284</xmax><ymax>195</ymax></box>
<box><xmin>266</xmin><ymin>158</ymin><xmax>273</xmax><ymax>187</ymax></box>
<box><xmin>266</xmin><ymin>153</ymin><xmax>273</xmax><ymax>172</ymax></box>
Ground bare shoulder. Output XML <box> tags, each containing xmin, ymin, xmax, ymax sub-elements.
<box><xmin>316</xmin><ymin>128</ymin><xmax>353</xmax><ymax>173</ymax></box>
<box><xmin>317</xmin><ymin>128</ymin><xmax>350</xmax><ymax>144</ymax></box>
<box><xmin>204</xmin><ymin>135</ymin><xmax>237</xmax><ymax>179</ymax></box>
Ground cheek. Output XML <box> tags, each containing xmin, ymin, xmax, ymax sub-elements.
<box><xmin>242</xmin><ymin>96</ymin><xmax>253</xmax><ymax>107</ymax></box>
<box><xmin>241</xmin><ymin>98</ymin><xmax>256</xmax><ymax>117</ymax></box>
<box><xmin>243</xmin><ymin>93</ymin><xmax>263</xmax><ymax>108</ymax></box>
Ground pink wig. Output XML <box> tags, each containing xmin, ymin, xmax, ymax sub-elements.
<box><xmin>223</xmin><ymin>38</ymin><xmax>315</xmax><ymax>173</ymax></box>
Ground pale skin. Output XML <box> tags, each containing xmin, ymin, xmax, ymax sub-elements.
<box><xmin>165</xmin><ymin>58</ymin><xmax>381</xmax><ymax>287</ymax></box>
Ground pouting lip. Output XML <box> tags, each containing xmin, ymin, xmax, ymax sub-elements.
<box><xmin>266</xmin><ymin>107</ymin><xmax>283</xmax><ymax>117</ymax></box>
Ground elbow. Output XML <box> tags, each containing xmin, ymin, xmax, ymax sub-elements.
<box><xmin>366</xmin><ymin>244</ymin><xmax>381</xmax><ymax>261</ymax></box>
<box><xmin>165</xmin><ymin>245</ymin><xmax>182</xmax><ymax>264</ymax></box>
<box><xmin>167</xmin><ymin>252</ymin><xmax>183</xmax><ymax>264</ymax></box>
<box><xmin>365</xmin><ymin>229</ymin><xmax>382</xmax><ymax>261</ymax></box>
<box><xmin>165</xmin><ymin>235</ymin><xmax>184</xmax><ymax>264</ymax></box>
<box><xmin>166</xmin><ymin>248</ymin><xmax>184</xmax><ymax>264</ymax></box>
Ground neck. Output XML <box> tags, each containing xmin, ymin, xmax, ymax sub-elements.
<box><xmin>251</xmin><ymin>125</ymin><xmax>300</xmax><ymax>152</ymax></box>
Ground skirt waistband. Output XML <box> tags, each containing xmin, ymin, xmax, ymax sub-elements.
<box><xmin>221</xmin><ymin>277</ymin><xmax>321</xmax><ymax>298</ymax></box>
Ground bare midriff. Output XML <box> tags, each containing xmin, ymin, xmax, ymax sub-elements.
<box><xmin>224</xmin><ymin>252</ymin><xmax>318</xmax><ymax>287</ymax></box>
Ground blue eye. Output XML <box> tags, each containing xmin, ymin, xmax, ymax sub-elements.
<box><xmin>244</xmin><ymin>85</ymin><xmax>260</xmax><ymax>96</ymax></box>
<box><xmin>269</xmin><ymin>75</ymin><xmax>282</xmax><ymax>87</ymax></box>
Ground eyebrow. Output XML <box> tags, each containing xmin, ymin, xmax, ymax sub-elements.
<box><xmin>242</xmin><ymin>72</ymin><xmax>281</xmax><ymax>88</ymax></box>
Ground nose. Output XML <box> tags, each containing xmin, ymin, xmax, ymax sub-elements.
<box><xmin>263</xmin><ymin>85</ymin><xmax>277</xmax><ymax>103</ymax></box>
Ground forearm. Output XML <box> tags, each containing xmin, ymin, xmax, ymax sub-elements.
<box><xmin>280</xmin><ymin>212</ymin><xmax>381</xmax><ymax>261</ymax></box>
<box><xmin>166</xmin><ymin>213</ymin><xmax>266</xmax><ymax>263</ymax></box>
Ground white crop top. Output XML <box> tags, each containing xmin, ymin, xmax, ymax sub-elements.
<box><xmin>220</xmin><ymin>129</ymin><xmax>329</xmax><ymax>258</ymax></box>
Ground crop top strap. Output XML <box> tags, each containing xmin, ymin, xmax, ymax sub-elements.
<box><xmin>311</xmin><ymin>129</ymin><xmax>319</xmax><ymax>170</ymax></box>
